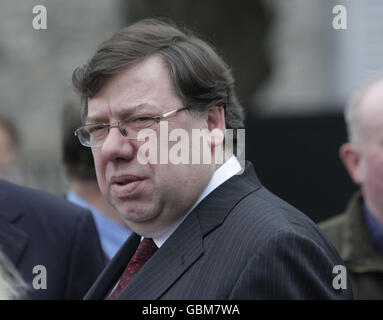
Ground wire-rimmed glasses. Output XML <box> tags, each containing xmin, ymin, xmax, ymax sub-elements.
<box><xmin>74</xmin><ymin>106</ymin><xmax>189</xmax><ymax>147</ymax></box>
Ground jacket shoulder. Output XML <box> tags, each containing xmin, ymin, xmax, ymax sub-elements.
<box><xmin>223</xmin><ymin>186</ymin><xmax>352</xmax><ymax>299</ymax></box>
<box><xmin>0</xmin><ymin>179</ymin><xmax>90</xmax><ymax>223</ymax></box>
<box><xmin>234</xmin><ymin>186</ymin><xmax>321</xmax><ymax>237</ymax></box>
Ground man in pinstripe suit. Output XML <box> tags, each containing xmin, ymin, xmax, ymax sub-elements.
<box><xmin>72</xmin><ymin>19</ymin><xmax>353</xmax><ymax>300</ymax></box>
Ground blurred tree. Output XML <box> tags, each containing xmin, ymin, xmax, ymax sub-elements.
<box><xmin>124</xmin><ymin>0</ymin><xmax>272</xmax><ymax>110</ymax></box>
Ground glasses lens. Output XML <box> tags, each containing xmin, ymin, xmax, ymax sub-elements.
<box><xmin>76</xmin><ymin>128</ymin><xmax>91</xmax><ymax>147</ymax></box>
<box><xmin>76</xmin><ymin>125</ymin><xmax>108</xmax><ymax>147</ymax></box>
<box><xmin>76</xmin><ymin>116</ymin><xmax>161</xmax><ymax>147</ymax></box>
<box><xmin>88</xmin><ymin>124</ymin><xmax>109</xmax><ymax>147</ymax></box>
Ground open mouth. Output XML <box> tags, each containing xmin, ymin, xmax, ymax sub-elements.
<box><xmin>112</xmin><ymin>175</ymin><xmax>142</xmax><ymax>185</ymax></box>
<box><xmin>116</xmin><ymin>180</ymin><xmax>134</xmax><ymax>186</ymax></box>
<box><xmin>111</xmin><ymin>175</ymin><xmax>144</xmax><ymax>197</ymax></box>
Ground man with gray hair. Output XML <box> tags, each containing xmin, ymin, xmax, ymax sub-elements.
<box><xmin>73</xmin><ymin>18</ymin><xmax>352</xmax><ymax>300</ymax></box>
<box><xmin>320</xmin><ymin>77</ymin><xmax>383</xmax><ymax>299</ymax></box>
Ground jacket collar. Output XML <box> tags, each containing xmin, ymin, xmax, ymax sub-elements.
<box><xmin>83</xmin><ymin>233</ymin><xmax>141</xmax><ymax>299</ymax></box>
<box><xmin>0</xmin><ymin>180</ymin><xmax>24</xmax><ymax>223</ymax></box>
<box><xmin>340</xmin><ymin>191</ymin><xmax>383</xmax><ymax>273</ymax></box>
<box><xmin>0</xmin><ymin>180</ymin><xmax>29</xmax><ymax>266</ymax></box>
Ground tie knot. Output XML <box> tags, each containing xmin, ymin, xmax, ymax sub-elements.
<box><xmin>131</xmin><ymin>238</ymin><xmax>158</xmax><ymax>263</ymax></box>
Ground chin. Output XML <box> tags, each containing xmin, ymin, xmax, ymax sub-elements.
<box><xmin>119</xmin><ymin>204</ymin><xmax>159</xmax><ymax>224</ymax></box>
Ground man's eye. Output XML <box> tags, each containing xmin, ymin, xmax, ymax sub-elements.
<box><xmin>88</xmin><ymin>125</ymin><xmax>106</xmax><ymax>135</ymax></box>
<box><xmin>132</xmin><ymin>116</ymin><xmax>153</xmax><ymax>122</ymax></box>
<box><xmin>127</xmin><ymin>116</ymin><xmax>155</xmax><ymax>128</ymax></box>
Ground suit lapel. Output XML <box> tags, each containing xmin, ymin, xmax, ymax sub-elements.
<box><xmin>0</xmin><ymin>188</ymin><xmax>29</xmax><ymax>266</ymax></box>
<box><xmin>195</xmin><ymin>162</ymin><xmax>260</xmax><ymax>236</ymax></box>
<box><xmin>84</xmin><ymin>233</ymin><xmax>141</xmax><ymax>299</ymax></box>
<box><xmin>0</xmin><ymin>217</ymin><xmax>29</xmax><ymax>266</ymax></box>
<box><xmin>117</xmin><ymin>211</ymin><xmax>203</xmax><ymax>300</ymax></box>
<box><xmin>117</xmin><ymin>162</ymin><xmax>260</xmax><ymax>299</ymax></box>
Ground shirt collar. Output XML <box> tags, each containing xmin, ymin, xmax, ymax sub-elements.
<box><xmin>152</xmin><ymin>156</ymin><xmax>242</xmax><ymax>248</ymax></box>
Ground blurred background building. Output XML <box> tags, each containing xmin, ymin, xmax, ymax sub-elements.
<box><xmin>0</xmin><ymin>0</ymin><xmax>382</xmax><ymax>222</ymax></box>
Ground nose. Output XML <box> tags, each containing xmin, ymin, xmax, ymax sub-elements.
<box><xmin>100</xmin><ymin>126</ymin><xmax>136</xmax><ymax>161</ymax></box>
<box><xmin>109</xmin><ymin>122</ymin><xmax>127</xmax><ymax>137</ymax></box>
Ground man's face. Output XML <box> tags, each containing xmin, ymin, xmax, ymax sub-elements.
<box><xmin>356</xmin><ymin>83</ymin><xmax>383</xmax><ymax>218</ymax></box>
<box><xmin>88</xmin><ymin>55</ymin><xmax>216</xmax><ymax>237</ymax></box>
<box><xmin>361</xmin><ymin>143</ymin><xmax>383</xmax><ymax>218</ymax></box>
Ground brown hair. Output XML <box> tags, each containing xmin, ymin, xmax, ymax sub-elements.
<box><xmin>72</xmin><ymin>18</ymin><xmax>245</xmax><ymax>129</ymax></box>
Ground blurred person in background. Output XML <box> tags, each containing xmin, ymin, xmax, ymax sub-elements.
<box><xmin>62</xmin><ymin>100</ymin><xmax>131</xmax><ymax>260</ymax></box>
<box><xmin>0</xmin><ymin>249</ymin><xmax>27</xmax><ymax>300</ymax></box>
<box><xmin>0</xmin><ymin>177</ymin><xmax>106</xmax><ymax>299</ymax></box>
<box><xmin>320</xmin><ymin>77</ymin><xmax>383</xmax><ymax>299</ymax></box>
<box><xmin>0</xmin><ymin>114</ymin><xmax>21</xmax><ymax>183</ymax></box>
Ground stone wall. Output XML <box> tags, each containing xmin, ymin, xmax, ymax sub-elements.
<box><xmin>0</xmin><ymin>0</ymin><xmax>123</xmax><ymax>193</ymax></box>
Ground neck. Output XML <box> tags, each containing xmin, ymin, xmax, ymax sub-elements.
<box><xmin>364</xmin><ymin>197</ymin><xmax>383</xmax><ymax>228</ymax></box>
<box><xmin>70</xmin><ymin>179</ymin><xmax>127</xmax><ymax>227</ymax></box>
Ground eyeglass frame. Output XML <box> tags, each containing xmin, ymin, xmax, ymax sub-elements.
<box><xmin>74</xmin><ymin>106</ymin><xmax>189</xmax><ymax>147</ymax></box>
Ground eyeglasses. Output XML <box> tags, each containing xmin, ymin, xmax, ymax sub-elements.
<box><xmin>74</xmin><ymin>106</ymin><xmax>189</xmax><ymax>147</ymax></box>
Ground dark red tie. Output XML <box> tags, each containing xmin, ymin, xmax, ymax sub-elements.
<box><xmin>108</xmin><ymin>238</ymin><xmax>158</xmax><ymax>299</ymax></box>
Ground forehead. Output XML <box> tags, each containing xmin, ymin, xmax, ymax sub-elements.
<box><xmin>86</xmin><ymin>54</ymin><xmax>182</xmax><ymax>121</ymax></box>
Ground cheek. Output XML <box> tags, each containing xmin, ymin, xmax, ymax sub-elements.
<box><xmin>364</xmin><ymin>152</ymin><xmax>383</xmax><ymax>189</ymax></box>
<box><xmin>91</xmin><ymin>150</ymin><xmax>106</xmax><ymax>182</ymax></box>
<box><xmin>155</xmin><ymin>164</ymin><xmax>202</xmax><ymax>196</ymax></box>
<box><xmin>152</xmin><ymin>164</ymin><xmax>184</xmax><ymax>195</ymax></box>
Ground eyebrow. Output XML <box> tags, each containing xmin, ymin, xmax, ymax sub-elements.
<box><xmin>115</xmin><ymin>103</ymin><xmax>161</xmax><ymax>117</ymax></box>
<box><xmin>85</xmin><ymin>103</ymin><xmax>162</xmax><ymax>124</ymax></box>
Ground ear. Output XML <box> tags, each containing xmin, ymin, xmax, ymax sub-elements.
<box><xmin>339</xmin><ymin>143</ymin><xmax>365</xmax><ymax>185</ymax></box>
<box><xmin>206</xmin><ymin>105</ymin><xmax>226</xmax><ymax>148</ymax></box>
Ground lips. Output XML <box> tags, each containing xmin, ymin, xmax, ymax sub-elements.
<box><xmin>110</xmin><ymin>175</ymin><xmax>145</xmax><ymax>197</ymax></box>
<box><xmin>111</xmin><ymin>175</ymin><xmax>143</xmax><ymax>185</ymax></box>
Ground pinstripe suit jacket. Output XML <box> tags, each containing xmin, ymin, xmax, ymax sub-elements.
<box><xmin>84</xmin><ymin>162</ymin><xmax>353</xmax><ymax>299</ymax></box>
